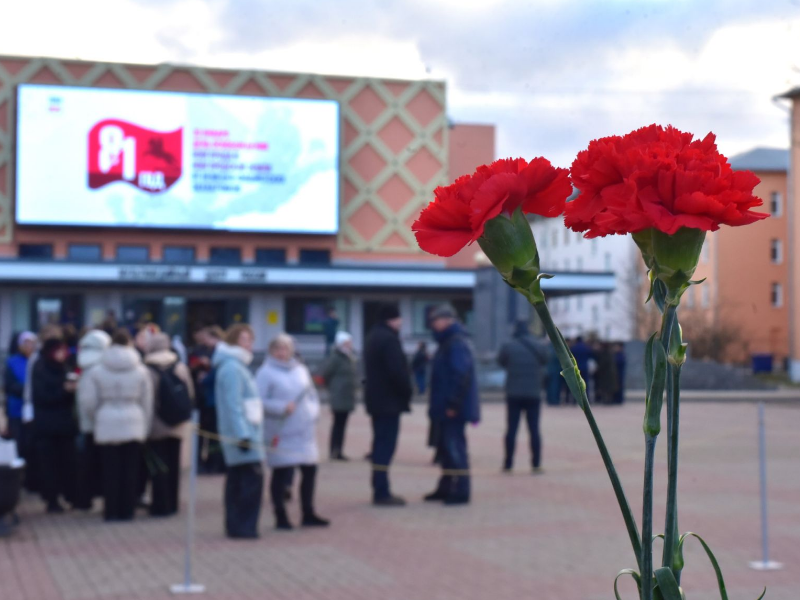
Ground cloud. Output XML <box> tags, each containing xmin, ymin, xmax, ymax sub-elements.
<box><xmin>1</xmin><ymin>0</ymin><xmax>798</xmax><ymax>166</ymax></box>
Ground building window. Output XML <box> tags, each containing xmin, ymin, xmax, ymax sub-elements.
<box><xmin>771</xmin><ymin>239</ymin><xmax>783</xmax><ymax>264</ymax></box>
<box><xmin>577</xmin><ymin>295</ymin><xmax>583</xmax><ymax>310</ymax></box>
<box><xmin>771</xmin><ymin>283</ymin><xmax>783</xmax><ymax>308</ymax></box>
<box><xmin>564</xmin><ymin>258</ymin><xmax>571</xmax><ymax>271</ymax></box>
<box><xmin>18</xmin><ymin>243</ymin><xmax>53</xmax><ymax>259</ymax></box>
<box><xmin>577</xmin><ymin>257</ymin><xmax>583</xmax><ymax>272</ymax></box>
<box><xmin>591</xmin><ymin>305</ymin><xmax>599</xmax><ymax>324</ymax></box>
<box><xmin>285</xmin><ymin>297</ymin><xmax>348</xmax><ymax>334</ymax></box>
<box><xmin>116</xmin><ymin>245</ymin><xmax>148</xmax><ymax>263</ymax></box>
<box><xmin>209</xmin><ymin>247</ymin><xmax>242</xmax><ymax>265</ymax></box>
<box><xmin>299</xmin><ymin>249</ymin><xmax>331</xmax><ymax>265</ymax></box>
<box><xmin>591</xmin><ymin>238</ymin><xmax>598</xmax><ymax>256</ymax></box>
<box><xmin>255</xmin><ymin>248</ymin><xmax>287</xmax><ymax>265</ymax></box>
<box><xmin>163</xmin><ymin>246</ymin><xmax>196</xmax><ymax>264</ymax></box>
<box><xmin>68</xmin><ymin>244</ymin><xmax>101</xmax><ymax>262</ymax></box>
<box><xmin>701</xmin><ymin>286</ymin><xmax>710</xmax><ymax>308</ymax></box>
<box><xmin>604</xmin><ymin>253</ymin><xmax>612</xmax><ymax>271</ymax></box>
<box><xmin>686</xmin><ymin>287</ymin><xmax>695</xmax><ymax>308</ymax></box>
<box><xmin>701</xmin><ymin>240</ymin><xmax>710</xmax><ymax>263</ymax></box>
<box><xmin>604</xmin><ymin>293</ymin><xmax>612</xmax><ymax>310</ymax></box>
<box><xmin>564</xmin><ymin>296</ymin><xmax>570</xmax><ymax>311</ymax></box>
<box><xmin>551</xmin><ymin>230</ymin><xmax>558</xmax><ymax>248</ymax></box>
<box><xmin>770</xmin><ymin>192</ymin><xmax>782</xmax><ymax>217</ymax></box>
<box><xmin>564</xmin><ymin>229</ymin><xmax>569</xmax><ymax>245</ymax></box>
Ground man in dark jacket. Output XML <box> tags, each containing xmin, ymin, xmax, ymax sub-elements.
<box><xmin>364</xmin><ymin>304</ymin><xmax>412</xmax><ymax>506</ymax></box>
<box><xmin>424</xmin><ymin>304</ymin><xmax>479</xmax><ymax>505</ymax></box>
<box><xmin>498</xmin><ymin>321</ymin><xmax>548</xmax><ymax>473</ymax></box>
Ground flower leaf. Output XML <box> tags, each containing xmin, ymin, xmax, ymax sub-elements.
<box><xmin>644</xmin><ymin>336</ymin><xmax>668</xmax><ymax>437</ymax></box>
<box><xmin>614</xmin><ymin>569</ymin><xmax>642</xmax><ymax>600</ymax></box>
<box><xmin>679</xmin><ymin>532</ymin><xmax>730</xmax><ymax>600</ymax></box>
<box><xmin>653</xmin><ymin>567</ymin><xmax>685</xmax><ymax>600</ymax></box>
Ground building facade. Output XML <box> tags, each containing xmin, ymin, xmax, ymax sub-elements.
<box><xmin>678</xmin><ymin>148</ymin><xmax>790</xmax><ymax>367</ymax></box>
<box><xmin>531</xmin><ymin>217</ymin><xmax>640</xmax><ymax>341</ymax></box>
<box><xmin>0</xmin><ymin>55</ymin><xmax>487</xmax><ymax>356</ymax></box>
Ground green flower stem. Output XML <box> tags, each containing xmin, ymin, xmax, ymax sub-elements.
<box><xmin>533</xmin><ymin>299</ymin><xmax>643</xmax><ymax>573</ymax></box>
<box><xmin>642</xmin><ymin>303</ymin><xmax>677</xmax><ymax>600</ymax></box>
<box><xmin>662</xmin><ymin>361</ymin><xmax>684</xmax><ymax>581</ymax></box>
<box><xmin>642</xmin><ymin>435</ymin><xmax>658</xmax><ymax>600</ymax></box>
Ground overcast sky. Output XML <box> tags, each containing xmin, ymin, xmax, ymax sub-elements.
<box><xmin>3</xmin><ymin>0</ymin><xmax>799</xmax><ymax>167</ymax></box>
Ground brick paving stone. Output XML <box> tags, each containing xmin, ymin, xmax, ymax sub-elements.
<box><xmin>2</xmin><ymin>402</ymin><xmax>799</xmax><ymax>599</ymax></box>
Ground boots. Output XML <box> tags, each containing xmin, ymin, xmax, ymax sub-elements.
<box><xmin>274</xmin><ymin>508</ymin><xmax>293</xmax><ymax>530</ymax></box>
<box><xmin>302</xmin><ymin>512</ymin><xmax>330</xmax><ymax>527</ymax></box>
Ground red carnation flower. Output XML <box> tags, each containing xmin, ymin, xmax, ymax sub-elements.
<box><xmin>413</xmin><ymin>157</ymin><xmax>571</xmax><ymax>257</ymax></box>
<box><xmin>564</xmin><ymin>124</ymin><xmax>769</xmax><ymax>238</ymax></box>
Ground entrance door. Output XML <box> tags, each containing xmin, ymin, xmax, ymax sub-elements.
<box><xmin>186</xmin><ymin>300</ymin><xmax>227</xmax><ymax>336</ymax></box>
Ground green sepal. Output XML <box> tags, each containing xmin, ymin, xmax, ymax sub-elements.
<box><xmin>643</xmin><ymin>334</ymin><xmax>668</xmax><ymax>437</ymax></box>
<box><xmin>614</xmin><ymin>569</ymin><xmax>642</xmax><ymax>600</ymax></box>
<box><xmin>633</xmin><ymin>227</ymin><xmax>706</xmax><ymax>307</ymax></box>
<box><xmin>478</xmin><ymin>208</ymin><xmax>545</xmax><ymax>302</ymax></box>
<box><xmin>654</xmin><ymin>567</ymin><xmax>685</xmax><ymax>600</ymax></box>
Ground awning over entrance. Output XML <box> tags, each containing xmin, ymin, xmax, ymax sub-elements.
<box><xmin>0</xmin><ymin>260</ymin><xmax>614</xmax><ymax>293</ymax></box>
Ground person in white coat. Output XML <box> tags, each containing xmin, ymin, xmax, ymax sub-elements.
<box><xmin>74</xmin><ymin>329</ymin><xmax>111</xmax><ymax>510</ymax></box>
<box><xmin>256</xmin><ymin>333</ymin><xmax>329</xmax><ymax>530</ymax></box>
<box><xmin>82</xmin><ymin>329</ymin><xmax>153</xmax><ymax>521</ymax></box>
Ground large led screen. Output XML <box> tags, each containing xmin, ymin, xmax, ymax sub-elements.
<box><xmin>15</xmin><ymin>84</ymin><xmax>340</xmax><ymax>233</ymax></box>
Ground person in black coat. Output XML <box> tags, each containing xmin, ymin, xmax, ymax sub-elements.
<box><xmin>32</xmin><ymin>339</ymin><xmax>79</xmax><ymax>513</ymax></box>
<box><xmin>364</xmin><ymin>304</ymin><xmax>412</xmax><ymax>506</ymax></box>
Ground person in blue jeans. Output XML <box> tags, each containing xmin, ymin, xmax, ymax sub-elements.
<box><xmin>424</xmin><ymin>304</ymin><xmax>480</xmax><ymax>505</ymax></box>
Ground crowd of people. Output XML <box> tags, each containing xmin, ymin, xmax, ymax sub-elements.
<box><xmin>1</xmin><ymin>301</ymin><xmax>626</xmax><ymax>539</ymax></box>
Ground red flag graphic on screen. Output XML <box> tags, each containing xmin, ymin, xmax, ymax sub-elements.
<box><xmin>88</xmin><ymin>119</ymin><xmax>183</xmax><ymax>193</ymax></box>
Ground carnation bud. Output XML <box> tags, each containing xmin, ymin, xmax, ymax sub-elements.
<box><xmin>632</xmin><ymin>227</ymin><xmax>706</xmax><ymax>306</ymax></box>
<box><xmin>477</xmin><ymin>208</ymin><xmax>546</xmax><ymax>303</ymax></box>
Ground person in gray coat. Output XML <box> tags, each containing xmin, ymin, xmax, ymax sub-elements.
<box><xmin>498</xmin><ymin>321</ymin><xmax>548</xmax><ymax>473</ymax></box>
<box><xmin>213</xmin><ymin>324</ymin><xmax>265</xmax><ymax>539</ymax></box>
<box><xmin>321</xmin><ymin>331</ymin><xmax>358</xmax><ymax>461</ymax></box>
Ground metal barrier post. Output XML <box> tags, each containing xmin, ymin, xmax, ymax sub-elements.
<box><xmin>749</xmin><ymin>402</ymin><xmax>783</xmax><ymax>571</ymax></box>
<box><xmin>171</xmin><ymin>410</ymin><xmax>207</xmax><ymax>593</ymax></box>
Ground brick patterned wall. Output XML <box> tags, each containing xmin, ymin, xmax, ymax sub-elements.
<box><xmin>0</xmin><ymin>56</ymin><xmax>449</xmax><ymax>252</ymax></box>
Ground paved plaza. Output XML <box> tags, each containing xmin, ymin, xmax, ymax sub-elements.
<box><xmin>2</xmin><ymin>401</ymin><xmax>799</xmax><ymax>600</ymax></box>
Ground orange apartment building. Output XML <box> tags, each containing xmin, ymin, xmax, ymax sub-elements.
<box><xmin>678</xmin><ymin>148</ymin><xmax>789</xmax><ymax>368</ymax></box>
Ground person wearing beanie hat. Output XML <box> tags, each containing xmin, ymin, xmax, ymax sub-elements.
<box><xmin>144</xmin><ymin>332</ymin><xmax>195</xmax><ymax>517</ymax></box>
<box><xmin>74</xmin><ymin>329</ymin><xmax>112</xmax><ymax>510</ymax></box>
<box><xmin>364</xmin><ymin>303</ymin><xmax>412</xmax><ymax>506</ymax></box>
<box><xmin>321</xmin><ymin>331</ymin><xmax>358</xmax><ymax>461</ymax></box>
<box><xmin>424</xmin><ymin>304</ymin><xmax>480</xmax><ymax>506</ymax></box>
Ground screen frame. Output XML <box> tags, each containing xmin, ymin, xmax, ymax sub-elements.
<box><xmin>14</xmin><ymin>83</ymin><xmax>343</xmax><ymax>236</ymax></box>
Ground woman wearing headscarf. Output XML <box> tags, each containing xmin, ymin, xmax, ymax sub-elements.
<box><xmin>321</xmin><ymin>331</ymin><xmax>358</xmax><ymax>461</ymax></box>
<box><xmin>257</xmin><ymin>333</ymin><xmax>329</xmax><ymax>530</ymax></box>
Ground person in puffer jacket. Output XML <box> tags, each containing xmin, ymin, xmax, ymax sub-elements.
<box><xmin>74</xmin><ymin>329</ymin><xmax>111</xmax><ymax>510</ymax></box>
<box><xmin>214</xmin><ymin>324</ymin><xmax>265</xmax><ymax>539</ymax></box>
<box><xmin>257</xmin><ymin>333</ymin><xmax>329</xmax><ymax>530</ymax></box>
<box><xmin>82</xmin><ymin>329</ymin><xmax>153</xmax><ymax>521</ymax></box>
